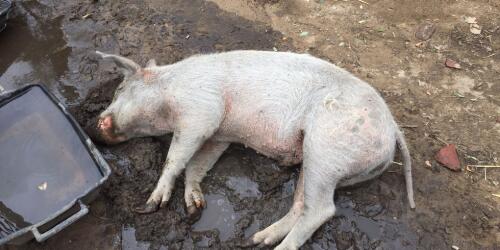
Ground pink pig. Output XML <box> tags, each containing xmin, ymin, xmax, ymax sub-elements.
<box><xmin>94</xmin><ymin>50</ymin><xmax>415</xmax><ymax>250</ymax></box>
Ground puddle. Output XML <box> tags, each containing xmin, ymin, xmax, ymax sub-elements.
<box><xmin>192</xmin><ymin>194</ymin><xmax>241</xmax><ymax>241</ymax></box>
<box><xmin>0</xmin><ymin>5</ymin><xmax>71</xmax><ymax>98</ymax></box>
<box><xmin>243</xmin><ymin>219</ymin><xmax>261</xmax><ymax>238</ymax></box>
<box><xmin>225</xmin><ymin>176</ymin><xmax>262</xmax><ymax>199</ymax></box>
<box><xmin>121</xmin><ymin>226</ymin><xmax>150</xmax><ymax>250</ymax></box>
<box><xmin>0</xmin><ymin>87</ymin><xmax>102</xmax><ymax>240</ymax></box>
<box><xmin>0</xmin><ymin>2</ymin><xmax>97</xmax><ymax>105</ymax></box>
<box><xmin>334</xmin><ymin>195</ymin><xmax>417</xmax><ymax>249</ymax></box>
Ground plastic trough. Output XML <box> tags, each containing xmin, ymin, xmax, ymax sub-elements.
<box><xmin>0</xmin><ymin>0</ymin><xmax>11</xmax><ymax>32</ymax></box>
<box><xmin>0</xmin><ymin>85</ymin><xmax>111</xmax><ymax>246</ymax></box>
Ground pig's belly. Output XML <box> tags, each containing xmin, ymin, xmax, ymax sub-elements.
<box><xmin>217</xmin><ymin>130</ymin><xmax>304</xmax><ymax>166</ymax></box>
<box><xmin>248</xmin><ymin>134</ymin><xmax>304</xmax><ymax>166</ymax></box>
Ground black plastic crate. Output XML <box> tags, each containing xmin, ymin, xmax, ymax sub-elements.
<box><xmin>0</xmin><ymin>85</ymin><xmax>111</xmax><ymax>245</ymax></box>
<box><xmin>0</xmin><ymin>0</ymin><xmax>11</xmax><ymax>32</ymax></box>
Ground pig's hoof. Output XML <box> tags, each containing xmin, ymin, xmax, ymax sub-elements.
<box><xmin>237</xmin><ymin>238</ymin><xmax>258</xmax><ymax>248</ymax></box>
<box><xmin>134</xmin><ymin>201</ymin><xmax>159</xmax><ymax>214</ymax></box>
<box><xmin>185</xmin><ymin>205</ymin><xmax>202</xmax><ymax>224</ymax></box>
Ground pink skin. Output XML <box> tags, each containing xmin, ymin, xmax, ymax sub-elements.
<box><xmin>97</xmin><ymin>116</ymin><xmax>126</xmax><ymax>144</ymax></box>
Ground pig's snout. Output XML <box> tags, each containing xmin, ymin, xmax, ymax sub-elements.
<box><xmin>89</xmin><ymin>115</ymin><xmax>125</xmax><ymax>145</ymax></box>
<box><xmin>98</xmin><ymin>115</ymin><xmax>113</xmax><ymax>132</ymax></box>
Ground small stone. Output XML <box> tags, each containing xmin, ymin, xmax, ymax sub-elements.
<box><xmin>435</xmin><ymin>144</ymin><xmax>461</xmax><ymax>171</ymax></box>
<box><xmin>464</xmin><ymin>16</ymin><xmax>477</xmax><ymax>24</ymax></box>
<box><xmin>415</xmin><ymin>22</ymin><xmax>436</xmax><ymax>41</ymax></box>
<box><xmin>470</xmin><ymin>23</ymin><xmax>481</xmax><ymax>34</ymax></box>
<box><xmin>445</xmin><ymin>58</ymin><xmax>461</xmax><ymax>69</ymax></box>
<box><xmin>425</xmin><ymin>160</ymin><xmax>432</xmax><ymax>168</ymax></box>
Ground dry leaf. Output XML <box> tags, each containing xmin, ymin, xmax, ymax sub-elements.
<box><xmin>464</xmin><ymin>16</ymin><xmax>477</xmax><ymax>24</ymax></box>
<box><xmin>415</xmin><ymin>22</ymin><xmax>436</xmax><ymax>40</ymax></box>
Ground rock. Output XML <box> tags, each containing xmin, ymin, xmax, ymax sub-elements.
<box><xmin>435</xmin><ymin>144</ymin><xmax>461</xmax><ymax>171</ymax></box>
<box><xmin>464</xmin><ymin>16</ymin><xmax>477</xmax><ymax>24</ymax></box>
<box><xmin>415</xmin><ymin>22</ymin><xmax>436</xmax><ymax>41</ymax></box>
<box><xmin>470</xmin><ymin>23</ymin><xmax>481</xmax><ymax>34</ymax></box>
<box><xmin>445</xmin><ymin>58</ymin><xmax>461</xmax><ymax>69</ymax></box>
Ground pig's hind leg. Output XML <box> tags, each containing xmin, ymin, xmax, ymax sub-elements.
<box><xmin>274</xmin><ymin>109</ymin><xmax>351</xmax><ymax>250</ymax></box>
<box><xmin>184</xmin><ymin>141</ymin><xmax>229</xmax><ymax>223</ymax></box>
<box><xmin>244</xmin><ymin>170</ymin><xmax>304</xmax><ymax>247</ymax></box>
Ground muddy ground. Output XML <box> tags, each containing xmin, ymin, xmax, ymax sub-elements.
<box><xmin>1</xmin><ymin>0</ymin><xmax>499</xmax><ymax>249</ymax></box>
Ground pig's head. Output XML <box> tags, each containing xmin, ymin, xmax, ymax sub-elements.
<box><xmin>92</xmin><ymin>51</ymin><xmax>165</xmax><ymax>145</ymax></box>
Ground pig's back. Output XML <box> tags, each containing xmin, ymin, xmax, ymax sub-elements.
<box><xmin>197</xmin><ymin>50</ymin><xmax>386</xmax><ymax>118</ymax></box>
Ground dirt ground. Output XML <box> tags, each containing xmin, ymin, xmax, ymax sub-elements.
<box><xmin>1</xmin><ymin>0</ymin><xmax>499</xmax><ymax>249</ymax></box>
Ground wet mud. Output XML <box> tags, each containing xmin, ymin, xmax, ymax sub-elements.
<box><xmin>0</xmin><ymin>0</ymin><xmax>499</xmax><ymax>249</ymax></box>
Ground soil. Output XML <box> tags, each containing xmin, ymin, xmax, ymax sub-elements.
<box><xmin>1</xmin><ymin>0</ymin><xmax>499</xmax><ymax>249</ymax></box>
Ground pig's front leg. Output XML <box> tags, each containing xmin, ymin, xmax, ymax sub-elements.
<box><xmin>184</xmin><ymin>141</ymin><xmax>229</xmax><ymax>223</ymax></box>
<box><xmin>135</xmin><ymin>129</ymin><xmax>215</xmax><ymax>214</ymax></box>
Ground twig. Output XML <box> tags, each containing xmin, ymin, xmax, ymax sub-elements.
<box><xmin>433</xmin><ymin>136</ymin><xmax>449</xmax><ymax>145</ymax></box>
<box><xmin>392</xmin><ymin>161</ymin><xmax>403</xmax><ymax>166</ymax></box>
<box><xmin>401</xmin><ymin>124</ymin><xmax>418</xmax><ymax>128</ymax></box>
<box><xmin>468</xmin><ymin>165</ymin><xmax>500</xmax><ymax>168</ymax></box>
<box><xmin>483</xmin><ymin>53</ymin><xmax>496</xmax><ymax>58</ymax></box>
<box><xmin>493</xmin><ymin>194</ymin><xmax>500</xmax><ymax>198</ymax></box>
<box><xmin>357</xmin><ymin>0</ymin><xmax>369</xmax><ymax>5</ymax></box>
<box><xmin>484</xmin><ymin>168</ymin><xmax>487</xmax><ymax>181</ymax></box>
<box><xmin>464</xmin><ymin>155</ymin><xmax>479</xmax><ymax>162</ymax></box>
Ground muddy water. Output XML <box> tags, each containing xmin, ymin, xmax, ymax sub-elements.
<box><xmin>121</xmin><ymin>226</ymin><xmax>151</xmax><ymax>250</ymax></box>
<box><xmin>0</xmin><ymin>87</ymin><xmax>102</xmax><ymax>240</ymax></box>
<box><xmin>0</xmin><ymin>5</ymin><xmax>73</xmax><ymax>100</ymax></box>
<box><xmin>192</xmin><ymin>194</ymin><xmax>241</xmax><ymax>241</ymax></box>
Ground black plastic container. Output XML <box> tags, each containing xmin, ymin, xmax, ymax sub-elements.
<box><xmin>0</xmin><ymin>0</ymin><xmax>11</xmax><ymax>32</ymax></box>
<box><xmin>0</xmin><ymin>85</ymin><xmax>111</xmax><ymax>245</ymax></box>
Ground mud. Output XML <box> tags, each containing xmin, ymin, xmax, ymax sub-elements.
<box><xmin>1</xmin><ymin>0</ymin><xmax>499</xmax><ymax>249</ymax></box>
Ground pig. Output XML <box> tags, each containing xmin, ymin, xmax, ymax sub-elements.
<box><xmin>93</xmin><ymin>50</ymin><xmax>415</xmax><ymax>250</ymax></box>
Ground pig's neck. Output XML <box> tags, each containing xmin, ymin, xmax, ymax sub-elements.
<box><xmin>151</xmin><ymin>68</ymin><xmax>182</xmax><ymax>134</ymax></box>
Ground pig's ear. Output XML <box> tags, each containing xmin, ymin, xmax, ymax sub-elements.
<box><xmin>96</xmin><ymin>51</ymin><xmax>141</xmax><ymax>77</ymax></box>
<box><xmin>146</xmin><ymin>59</ymin><xmax>157</xmax><ymax>68</ymax></box>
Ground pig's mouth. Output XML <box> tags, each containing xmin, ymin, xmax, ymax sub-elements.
<box><xmin>98</xmin><ymin>128</ymin><xmax>127</xmax><ymax>145</ymax></box>
<box><xmin>85</xmin><ymin>117</ymin><xmax>127</xmax><ymax>145</ymax></box>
